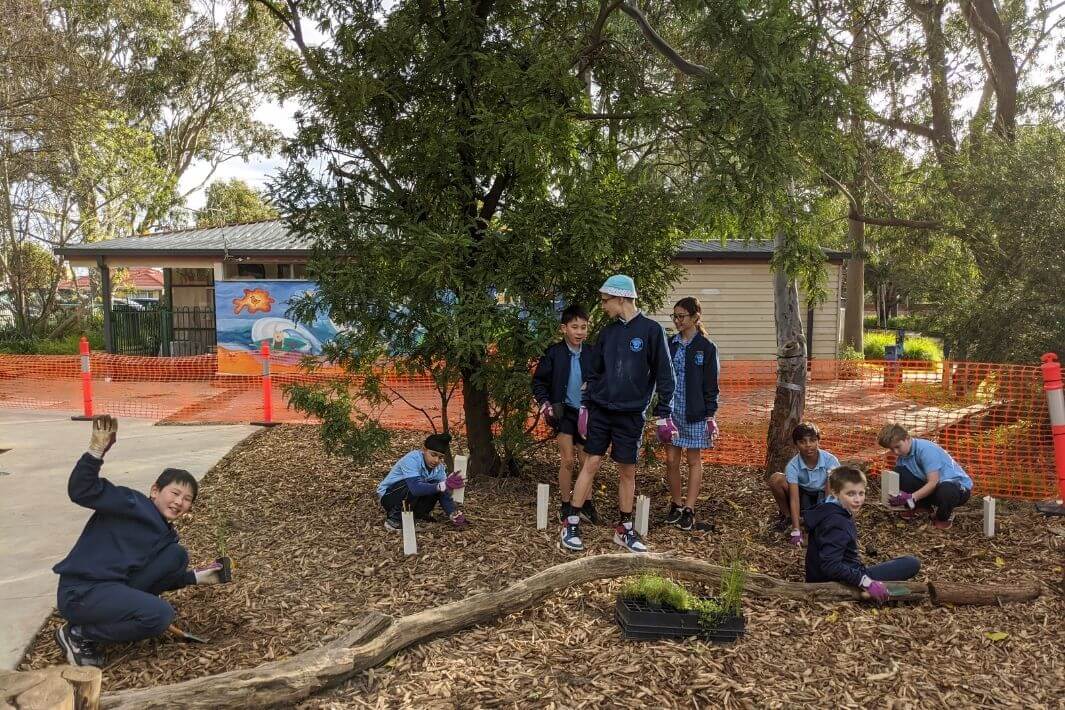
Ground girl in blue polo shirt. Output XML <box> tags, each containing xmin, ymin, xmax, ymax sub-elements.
<box><xmin>664</xmin><ymin>297</ymin><xmax>720</xmax><ymax>531</ymax></box>
<box><xmin>878</xmin><ymin>423</ymin><xmax>973</xmax><ymax>529</ymax></box>
<box><xmin>768</xmin><ymin>422</ymin><xmax>840</xmax><ymax>546</ymax></box>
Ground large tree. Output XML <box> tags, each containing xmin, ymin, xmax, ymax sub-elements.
<box><xmin>197</xmin><ymin>178</ymin><xmax>278</xmax><ymax>227</ymax></box>
<box><xmin>268</xmin><ymin>0</ymin><xmax>849</xmax><ymax>475</ymax></box>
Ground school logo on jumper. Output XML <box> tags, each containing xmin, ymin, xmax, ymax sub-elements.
<box><xmin>695</xmin><ymin>351</ymin><xmax>705</xmax><ymax>365</ymax></box>
<box><xmin>630</xmin><ymin>337</ymin><xmax>644</xmax><ymax>352</ymax></box>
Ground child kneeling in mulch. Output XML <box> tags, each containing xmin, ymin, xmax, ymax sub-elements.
<box><xmin>804</xmin><ymin>465</ymin><xmax>920</xmax><ymax>603</ymax></box>
<box><xmin>53</xmin><ymin>416</ymin><xmax>233</xmax><ymax>668</ymax></box>
<box><xmin>877</xmin><ymin>423</ymin><xmax>973</xmax><ymax>529</ymax></box>
<box><xmin>376</xmin><ymin>433</ymin><xmax>469</xmax><ymax>532</ymax></box>
<box><xmin>767</xmin><ymin>422</ymin><xmax>840</xmax><ymax>546</ymax></box>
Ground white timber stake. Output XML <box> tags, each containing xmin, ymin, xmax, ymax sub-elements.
<box><xmin>401</xmin><ymin>510</ymin><xmax>417</xmax><ymax>556</ymax></box>
<box><xmin>635</xmin><ymin>495</ymin><xmax>650</xmax><ymax>537</ymax></box>
<box><xmin>983</xmin><ymin>496</ymin><xmax>996</xmax><ymax>537</ymax></box>
<box><xmin>881</xmin><ymin>470</ymin><xmax>900</xmax><ymax>506</ymax></box>
<box><xmin>452</xmin><ymin>454</ymin><xmax>468</xmax><ymax>504</ymax></box>
<box><xmin>536</xmin><ymin>483</ymin><xmax>550</xmax><ymax>530</ymax></box>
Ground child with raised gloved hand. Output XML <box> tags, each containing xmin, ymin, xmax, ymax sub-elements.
<box><xmin>53</xmin><ymin>416</ymin><xmax>233</xmax><ymax>667</ymax></box>
<box><xmin>804</xmin><ymin>465</ymin><xmax>920</xmax><ymax>603</ymax></box>
<box><xmin>878</xmin><ymin>423</ymin><xmax>973</xmax><ymax>529</ymax></box>
<box><xmin>377</xmin><ymin>433</ymin><xmax>468</xmax><ymax>532</ymax></box>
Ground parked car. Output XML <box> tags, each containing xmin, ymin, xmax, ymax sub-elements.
<box><xmin>111</xmin><ymin>298</ymin><xmax>145</xmax><ymax>311</ymax></box>
<box><xmin>132</xmin><ymin>297</ymin><xmax>160</xmax><ymax>309</ymax></box>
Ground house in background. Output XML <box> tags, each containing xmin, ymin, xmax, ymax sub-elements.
<box><xmin>56</xmin><ymin>220</ymin><xmax>845</xmax><ymax>362</ymax></box>
<box><xmin>58</xmin><ymin>267</ymin><xmax>165</xmax><ymax>303</ymax></box>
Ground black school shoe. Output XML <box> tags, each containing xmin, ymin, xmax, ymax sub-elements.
<box><xmin>55</xmin><ymin>623</ymin><xmax>103</xmax><ymax>667</ymax></box>
<box><xmin>665</xmin><ymin>502</ymin><xmax>684</xmax><ymax>525</ymax></box>
<box><xmin>677</xmin><ymin>507</ymin><xmax>695</xmax><ymax>531</ymax></box>
<box><xmin>579</xmin><ymin>500</ymin><xmax>602</xmax><ymax>525</ymax></box>
<box><xmin>384</xmin><ymin>511</ymin><xmax>402</xmax><ymax>532</ymax></box>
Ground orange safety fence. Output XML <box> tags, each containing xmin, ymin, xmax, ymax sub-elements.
<box><xmin>0</xmin><ymin>351</ymin><xmax>1057</xmax><ymax>500</ymax></box>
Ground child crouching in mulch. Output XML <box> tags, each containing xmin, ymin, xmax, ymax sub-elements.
<box><xmin>377</xmin><ymin>433</ymin><xmax>469</xmax><ymax>531</ymax></box>
<box><xmin>805</xmin><ymin>465</ymin><xmax>920</xmax><ymax>602</ymax></box>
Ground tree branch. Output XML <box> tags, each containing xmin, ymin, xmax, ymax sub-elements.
<box><xmin>618</xmin><ymin>2</ymin><xmax>708</xmax><ymax>77</ymax></box>
<box><xmin>867</xmin><ymin>113</ymin><xmax>936</xmax><ymax>140</ymax></box>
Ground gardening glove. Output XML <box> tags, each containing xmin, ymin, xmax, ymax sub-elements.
<box><xmin>706</xmin><ymin>417</ymin><xmax>719</xmax><ymax>441</ymax></box>
<box><xmin>539</xmin><ymin>401</ymin><xmax>558</xmax><ymax>429</ymax></box>
<box><xmin>193</xmin><ymin>557</ymin><xmax>233</xmax><ymax>585</ymax></box>
<box><xmin>450</xmin><ymin>511</ymin><xmax>470</xmax><ymax>529</ymax></box>
<box><xmin>88</xmin><ymin>415</ymin><xmax>118</xmax><ymax>459</ymax></box>
<box><xmin>656</xmin><ymin>418</ymin><xmax>678</xmax><ymax>444</ymax></box>
<box><xmin>439</xmin><ymin>473</ymin><xmax>465</xmax><ymax>491</ymax></box>
<box><xmin>889</xmin><ymin>491</ymin><xmax>916</xmax><ymax>510</ymax></box>
<box><xmin>788</xmin><ymin>529</ymin><xmax>803</xmax><ymax>547</ymax></box>
<box><xmin>577</xmin><ymin>406</ymin><xmax>589</xmax><ymax>438</ymax></box>
<box><xmin>861</xmin><ymin>576</ymin><xmax>890</xmax><ymax>603</ymax></box>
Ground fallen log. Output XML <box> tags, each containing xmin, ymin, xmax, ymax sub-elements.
<box><xmin>98</xmin><ymin>553</ymin><xmax>1041</xmax><ymax>710</ymax></box>
<box><xmin>0</xmin><ymin>665</ymin><xmax>101</xmax><ymax>710</ymax></box>
<box><xmin>930</xmin><ymin>581</ymin><xmax>1042</xmax><ymax>605</ymax></box>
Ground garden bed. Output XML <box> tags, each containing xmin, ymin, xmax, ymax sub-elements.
<box><xmin>19</xmin><ymin>425</ymin><xmax>1065</xmax><ymax>707</ymax></box>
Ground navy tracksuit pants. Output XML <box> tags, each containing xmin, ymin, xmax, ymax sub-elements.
<box><xmin>57</xmin><ymin>543</ymin><xmax>195</xmax><ymax>643</ymax></box>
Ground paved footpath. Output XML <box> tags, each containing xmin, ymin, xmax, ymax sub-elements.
<box><xmin>0</xmin><ymin>409</ymin><xmax>254</xmax><ymax>669</ymax></box>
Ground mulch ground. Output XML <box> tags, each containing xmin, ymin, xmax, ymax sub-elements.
<box><xmin>20</xmin><ymin>425</ymin><xmax>1065</xmax><ymax>708</ymax></box>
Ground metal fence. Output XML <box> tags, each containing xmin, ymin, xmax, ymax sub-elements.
<box><xmin>110</xmin><ymin>305</ymin><xmax>216</xmax><ymax>356</ymax></box>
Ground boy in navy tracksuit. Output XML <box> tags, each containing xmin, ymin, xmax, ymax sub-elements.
<box><xmin>52</xmin><ymin>416</ymin><xmax>233</xmax><ymax>667</ymax></box>
<box><xmin>805</xmin><ymin>465</ymin><xmax>920</xmax><ymax>603</ymax></box>
<box><xmin>532</xmin><ymin>305</ymin><xmax>598</xmax><ymax>523</ymax></box>
<box><xmin>560</xmin><ymin>275</ymin><xmax>677</xmax><ymax>554</ymax></box>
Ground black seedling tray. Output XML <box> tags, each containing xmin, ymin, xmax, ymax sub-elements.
<box><xmin>615</xmin><ymin>597</ymin><xmax>745</xmax><ymax>643</ymax></box>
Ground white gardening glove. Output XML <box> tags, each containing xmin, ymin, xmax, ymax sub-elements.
<box><xmin>88</xmin><ymin>415</ymin><xmax>118</xmax><ymax>459</ymax></box>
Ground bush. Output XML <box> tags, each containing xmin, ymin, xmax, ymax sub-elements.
<box><xmin>0</xmin><ymin>329</ymin><xmax>104</xmax><ymax>355</ymax></box>
<box><xmin>863</xmin><ymin>314</ymin><xmax>931</xmax><ymax>332</ymax></box>
<box><xmin>863</xmin><ymin>331</ymin><xmax>943</xmax><ymax>362</ymax></box>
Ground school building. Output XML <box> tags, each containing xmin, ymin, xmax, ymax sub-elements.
<box><xmin>56</xmin><ymin>220</ymin><xmax>846</xmax><ymax>361</ymax></box>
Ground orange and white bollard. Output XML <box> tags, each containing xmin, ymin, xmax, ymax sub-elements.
<box><xmin>71</xmin><ymin>336</ymin><xmax>94</xmax><ymax>421</ymax></box>
<box><xmin>1036</xmin><ymin>353</ymin><xmax>1065</xmax><ymax>515</ymax></box>
<box><xmin>252</xmin><ymin>342</ymin><xmax>278</xmax><ymax>427</ymax></box>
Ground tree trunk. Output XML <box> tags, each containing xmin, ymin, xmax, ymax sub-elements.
<box><xmin>929</xmin><ymin>581</ymin><xmax>1041</xmax><ymax>606</ymax></box>
<box><xmin>96</xmin><ymin>553</ymin><xmax>1039</xmax><ymax>710</ymax></box>
<box><xmin>842</xmin><ymin>5</ymin><xmax>868</xmax><ymax>352</ymax></box>
<box><xmin>765</xmin><ymin>232</ymin><xmax>807</xmax><ymax>476</ymax></box>
<box><xmin>460</xmin><ymin>364</ymin><xmax>501</xmax><ymax>477</ymax></box>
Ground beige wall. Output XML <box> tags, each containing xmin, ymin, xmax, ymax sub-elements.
<box><xmin>648</xmin><ymin>260</ymin><xmax>843</xmax><ymax>361</ymax></box>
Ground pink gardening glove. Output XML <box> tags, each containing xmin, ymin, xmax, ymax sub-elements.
<box><xmin>788</xmin><ymin>529</ymin><xmax>803</xmax><ymax>547</ymax></box>
<box><xmin>864</xmin><ymin>580</ymin><xmax>890</xmax><ymax>603</ymax></box>
<box><xmin>577</xmin><ymin>406</ymin><xmax>588</xmax><ymax>438</ymax></box>
<box><xmin>539</xmin><ymin>401</ymin><xmax>558</xmax><ymax>428</ymax></box>
<box><xmin>889</xmin><ymin>491</ymin><xmax>916</xmax><ymax>509</ymax></box>
<box><xmin>450</xmin><ymin>512</ymin><xmax>470</xmax><ymax>529</ymax></box>
<box><xmin>443</xmin><ymin>473</ymin><xmax>465</xmax><ymax>491</ymax></box>
<box><xmin>706</xmin><ymin>417</ymin><xmax>718</xmax><ymax>440</ymax></box>
<box><xmin>656</xmin><ymin>418</ymin><xmax>678</xmax><ymax>444</ymax></box>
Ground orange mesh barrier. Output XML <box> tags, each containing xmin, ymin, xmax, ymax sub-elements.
<box><xmin>0</xmin><ymin>353</ymin><xmax>1055</xmax><ymax>500</ymax></box>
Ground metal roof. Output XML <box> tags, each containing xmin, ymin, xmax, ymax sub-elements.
<box><xmin>56</xmin><ymin>220</ymin><xmax>845</xmax><ymax>262</ymax></box>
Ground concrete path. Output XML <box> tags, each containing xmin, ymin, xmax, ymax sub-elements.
<box><xmin>0</xmin><ymin>409</ymin><xmax>254</xmax><ymax>669</ymax></box>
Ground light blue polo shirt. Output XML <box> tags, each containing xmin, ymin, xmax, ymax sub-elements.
<box><xmin>376</xmin><ymin>449</ymin><xmax>446</xmax><ymax>498</ymax></box>
<box><xmin>565</xmin><ymin>345</ymin><xmax>582</xmax><ymax>408</ymax></box>
<box><xmin>785</xmin><ymin>449</ymin><xmax>841</xmax><ymax>493</ymax></box>
<box><xmin>896</xmin><ymin>438</ymin><xmax>973</xmax><ymax>491</ymax></box>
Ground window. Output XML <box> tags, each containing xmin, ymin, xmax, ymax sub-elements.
<box><xmin>222</xmin><ymin>262</ymin><xmax>308</xmax><ymax>280</ymax></box>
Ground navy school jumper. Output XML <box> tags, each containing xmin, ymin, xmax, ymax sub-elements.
<box><xmin>667</xmin><ymin>331</ymin><xmax>720</xmax><ymax>422</ymax></box>
<box><xmin>582</xmin><ymin>312</ymin><xmax>675</xmax><ymax>418</ymax></box>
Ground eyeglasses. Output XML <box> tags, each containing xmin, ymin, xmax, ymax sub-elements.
<box><xmin>671</xmin><ymin>313</ymin><xmax>692</xmax><ymax>321</ymax></box>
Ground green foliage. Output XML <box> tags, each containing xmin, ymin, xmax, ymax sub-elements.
<box><xmin>839</xmin><ymin>344</ymin><xmax>864</xmax><ymax>361</ymax></box>
<box><xmin>197</xmin><ymin>179</ymin><xmax>278</xmax><ymax>227</ymax></box>
<box><xmin>0</xmin><ymin>328</ymin><xmax>104</xmax><ymax>354</ymax></box>
<box><xmin>864</xmin><ymin>331</ymin><xmax>942</xmax><ymax>362</ymax></box>
<box><xmin>620</xmin><ymin>561</ymin><xmax>746</xmax><ymax>630</ymax></box>
<box><xmin>284</xmin><ymin>380</ymin><xmax>390</xmax><ymax>464</ymax></box>
<box><xmin>863</xmin><ymin>314</ymin><xmax>932</xmax><ymax>333</ymax></box>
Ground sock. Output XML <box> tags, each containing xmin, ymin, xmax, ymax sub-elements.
<box><xmin>567</xmin><ymin>514</ymin><xmax>580</xmax><ymax>525</ymax></box>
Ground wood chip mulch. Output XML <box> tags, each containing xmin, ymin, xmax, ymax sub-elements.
<box><xmin>20</xmin><ymin>425</ymin><xmax>1065</xmax><ymax>708</ymax></box>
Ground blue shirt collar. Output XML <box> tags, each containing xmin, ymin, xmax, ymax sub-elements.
<box><xmin>566</xmin><ymin>342</ymin><xmax>582</xmax><ymax>356</ymax></box>
<box><xmin>798</xmin><ymin>449</ymin><xmax>831</xmax><ymax>471</ymax></box>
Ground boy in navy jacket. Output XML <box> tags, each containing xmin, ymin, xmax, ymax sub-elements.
<box><xmin>560</xmin><ymin>275</ymin><xmax>677</xmax><ymax>554</ymax></box>
<box><xmin>805</xmin><ymin>465</ymin><xmax>920</xmax><ymax>602</ymax></box>
<box><xmin>53</xmin><ymin>416</ymin><xmax>232</xmax><ymax>667</ymax></box>
<box><xmin>532</xmin><ymin>305</ymin><xmax>598</xmax><ymax>523</ymax></box>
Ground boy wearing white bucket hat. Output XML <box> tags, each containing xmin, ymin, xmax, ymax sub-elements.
<box><xmin>560</xmin><ymin>275</ymin><xmax>677</xmax><ymax>553</ymax></box>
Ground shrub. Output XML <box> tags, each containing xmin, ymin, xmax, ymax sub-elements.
<box><xmin>863</xmin><ymin>331</ymin><xmax>943</xmax><ymax>362</ymax></box>
<box><xmin>620</xmin><ymin>562</ymin><xmax>747</xmax><ymax>629</ymax></box>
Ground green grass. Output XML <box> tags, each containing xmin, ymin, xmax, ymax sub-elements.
<box><xmin>620</xmin><ymin>560</ymin><xmax>747</xmax><ymax>630</ymax></box>
<box><xmin>864</xmin><ymin>331</ymin><xmax>943</xmax><ymax>362</ymax></box>
<box><xmin>0</xmin><ymin>330</ymin><xmax>103</xmax><ymax>355</ymax></box>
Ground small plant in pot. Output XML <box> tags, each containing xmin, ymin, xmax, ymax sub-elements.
<box><xmin>615</xmin><ymin>560</ymin><xmax>747</xmax><ymax>642</ymax></box>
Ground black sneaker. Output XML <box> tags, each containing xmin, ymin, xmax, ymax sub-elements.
<box><xmin>678</xmin><ymin>507</ymin><xmax>695</xmax><ymax>531</ymax></box>
<box><xmin>384</xmin><ymin>511</ymin><xmax>402</xmax><ymax>532</ymax></box>
<box><xmin>55</xmin><ymin>623</ymin><xmax>102</xmax><ymax>667</ymax></box>
<box><xmin>665</xmin><ymin>502</ymin><xmax>684</xmax><ymax>525</ymax></box>
<box><xmin>579</xmin><ymin>500</ymin><xmax>601</xmax><ymax>525</ymax></box>
<box><xmin>560</xmin><ymin>518</ymin><xmax>584</xmax><ymax>552</ymax></box>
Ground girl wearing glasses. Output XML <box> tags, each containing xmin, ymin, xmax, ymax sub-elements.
<box><xmin>665</xmin><ymin>297</ymin><xmax>720</xmax><ymax>531</ymax></box>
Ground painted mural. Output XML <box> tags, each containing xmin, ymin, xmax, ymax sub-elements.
<box><xmin>215</xmin><ymin>280</ymin><xmax>340</xmax><ymax>374</ymax></box>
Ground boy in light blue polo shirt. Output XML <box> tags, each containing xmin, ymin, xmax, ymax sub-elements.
<box><xmin>376</xmin><ymin>433</ymin><xmax>469</xmax><ymax>532</ymax></box>
<box><xmin>878</xmin><ymin>423</ymin><xmax>973</xmax><ymax>529</ymax></box>
<box><xmin>768</xmin><ymin>422</ymin><xmax>840</xmax><ymax>547</ymax></box>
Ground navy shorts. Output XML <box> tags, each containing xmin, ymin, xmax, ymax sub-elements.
<box><xmin>555</xmin><ymin>405</ymin><xmax>585</xmax><ymax>446</ymax></box>
<box><xmin>798</xmin><ymin>488</ymin><xmax>825</xmax><ymax>511</ymax></box>
<box><xmin>582</xmin><ymin>403</ymin><xmax>645</xmax><ymax>464</ymax></box>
